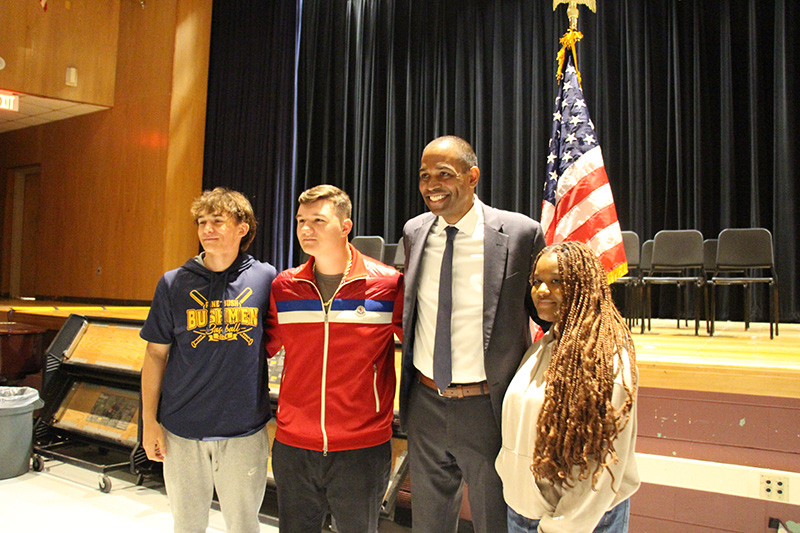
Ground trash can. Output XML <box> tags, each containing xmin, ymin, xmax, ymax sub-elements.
<box><xmin>0</xmin><ymin>386</ymin><xmax>44</xmax><ymax>480</ymax></box>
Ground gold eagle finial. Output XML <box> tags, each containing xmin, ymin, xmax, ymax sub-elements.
<box><xmin>553</xmin><ymin>0</ymin><xmax>596</xmax><ymax>30</ymax></box>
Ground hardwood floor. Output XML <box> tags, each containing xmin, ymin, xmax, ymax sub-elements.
<box><xmin>634</xmin><ymin>318</ymin><xmax>800</xmax><ymax>399</ymax></box>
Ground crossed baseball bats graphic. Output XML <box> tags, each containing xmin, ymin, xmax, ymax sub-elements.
<box><xmin>189</xmin><ymin>287</ymin><xmax>255</xmax><ymax>348</ymax></box>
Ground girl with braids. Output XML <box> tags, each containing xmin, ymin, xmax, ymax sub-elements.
<box><xmin>495</xmin><ymin>241</ymin><xmax>640</xmax><ymax>532</ymax></box>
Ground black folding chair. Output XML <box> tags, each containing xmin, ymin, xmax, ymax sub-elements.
<box><xmin>612</xmin><ymin>231</ymin><xmax>641</xmax><ymax>328</ymax></box>
<box><xmin>392</xmin><ymin>237</ymin><xmax>405</xmax><ymax>272</ymax></box>
<box><xmin>638</xmin><ymin>239</ymin><xmax>653</xmax><ymax>332</ymax></box>
<box><xmin>641</xmin><ymin>230</ymin><xmax>705</xmax><ymax>335</ymax></box>
<box><xmin>702</xmin><ymin>239</ymin><xmax>718</xmax><ymax>333</ymax></box>
<box><xmin>351</xmin><ymin>235</ymin><xmax>385</xmax><ymax>262</ymax></box>
<box><xmin>709</xmin><ymin>228</ymin><xmax>779</xmax><ymax>339</ymax></box>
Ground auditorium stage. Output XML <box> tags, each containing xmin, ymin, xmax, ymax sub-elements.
<box><xmin>1</xmin><ymin>299</ymin><xmax>797</xmax><ymax>398</ymax></box>
<box><xmin>634</xmin><ymin>318</ymin><xmax>800</xmax><ymax>399</ymax></box>
<box><xmin>1</xmin><ymin>300</ymin><xmax>797</xmax><ymax>530</ymax></box>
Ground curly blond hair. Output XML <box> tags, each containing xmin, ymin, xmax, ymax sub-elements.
<box><xmin>191</xmin><ymin>187</ymin><xmax>257</xmax><ymax>252</ymax></box>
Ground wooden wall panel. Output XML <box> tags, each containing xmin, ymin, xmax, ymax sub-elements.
<box><xmin>637</xmin><ymin>387</ymin><xmax>800</xmax><ymax>472</ymax></box>
<box><xmin>0</xmin><ymin>0</ymin><xmax>211</xmax><ymax>302</ymax></box>
<box><xmin>0</xmin><ymin>0</ymin><xmax>119</xmax><ymax>106</ymax></box>
<box><xmin>0</xmin><ymin>1</ymin><xmax>29</xmax><ymax>90</ymax></box>
<box><xmin>20</xmin><ymin>171</ymin><xmax>41</xmax><ymax>296</ymax></box>
<box><xmin>162</xmin><ymin>0</ymin><xmax>212</xmax><ymax>272</ymax></box>
<box><xmin>1</xmin><ymin>169</ymin><xmax>14</xmax><ymax>292</ymax></box>
<box><xmin>91</xmin><ymin>0</ymin><xmax>176</xmax><ymax>299</ymax></box>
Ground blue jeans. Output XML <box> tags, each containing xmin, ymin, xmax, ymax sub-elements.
<box><xmin>507</xmin><ymin>498</ymin><xmax>630</xmax><ymax>533</ymax></box>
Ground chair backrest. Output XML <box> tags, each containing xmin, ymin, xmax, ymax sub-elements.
<box><xmin>716</xmin><ymin>228</ymin><xmax>774</xmax><ymax>270</ymax></box>
<box><xmin>703</xmin><ymin>239</ymin><xmax>718</xmax><ymax>275</ymax></box>
<box><xmin>392</xmin><ymin>236</ymin><xmax>405</xmax><ymax>268</ymax></box>
<box><xmin>382</xmin><ymin>243</ymin><xmax>398</xmax><ymax>265</ymax></box>
<box><xmin>640</xmin><ymin>239</ymin><xmax>654</xmax><ymax>272</ymax></box>
<box><xmin>651</xmin><ymin>230</ymin><xmax>703</xmax><ymax>270</ymax></box>
<box><xmin>351</xmin><ymin>235</ymin><xmax>385</xmax><ymax>261</ymax></box>
<box><xmin>621</xmin><ymin>231</ymin><xmax>640</xmax><ymax>268</ymax></box>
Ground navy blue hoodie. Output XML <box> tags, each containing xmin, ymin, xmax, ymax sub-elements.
<box><xmin>141</xmin><ymin>252</ymin><xmax>276</xmax><ymax>439</ymax></box>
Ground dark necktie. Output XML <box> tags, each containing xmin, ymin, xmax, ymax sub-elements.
<box><xmin>433</xmin><ymin>225</ymin><xmax>458</xmax><ymax>392</ymax></box>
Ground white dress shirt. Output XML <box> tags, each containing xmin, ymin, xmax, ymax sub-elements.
<box><xmin>413</xmin><ymin>197</ymin><xmax>486</xmax><ymax>384</ymax></box>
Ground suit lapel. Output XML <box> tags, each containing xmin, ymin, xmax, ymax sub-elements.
<box><xmin>405</xmin><ymin>216</ymin><xmax>435</xmax><ymax>294</ymax></box>
<box><xmin>403</xmin><ymin>215</ymin><xmax>436</xmax><ymax>340</ymax></box>
<box><xmin>482</xmin><ymin>206</ymin><xmax>508</xmax><ymax>353</ymax></box>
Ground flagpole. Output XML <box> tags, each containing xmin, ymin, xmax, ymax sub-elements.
<box><xmin>543</xmin><ymin>0</ymin><xmax>629</xmax><ymax>284</ymax></box>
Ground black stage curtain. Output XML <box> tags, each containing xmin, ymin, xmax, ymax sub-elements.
<box><xmin>204</xmin><ymin>0</ymin><xmax>799</xmax><ymax>322</ymax></box>
<box><xmin>202</xmin><ymin>0</ymin><xmax>298</xmax><ymax>269</ymax></box>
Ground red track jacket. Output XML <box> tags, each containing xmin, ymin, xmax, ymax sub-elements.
<box><xmin>266</xmin><ymin>244</ymin><xmax>403</xmax><ymax>452</ymax></box>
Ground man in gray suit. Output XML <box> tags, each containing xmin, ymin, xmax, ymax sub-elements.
<box><xmin>400</xmin><ymin>135</ymin><xmax>547</xmax><ymax>532</ymax></box>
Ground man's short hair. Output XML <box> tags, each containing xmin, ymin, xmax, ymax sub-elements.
<box><xmin>191</xmin><ymin>187</ymin><xmax>257</xmax><ymax>251</ymax></box>
<box><xmin>426</xmin><ymin>135</ymin><xmax>479</xmax><ymax>172</ymax></box>
<box><xmin>298</xmin><ymin>184</ymin><xmax>352</xmax><ymax>221</ymax></box>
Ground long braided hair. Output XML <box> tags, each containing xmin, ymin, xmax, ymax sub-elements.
<box><xmin>530</xmin><ymin>241</ymin><xmax>637</xmax><ymax>489</ymax></box>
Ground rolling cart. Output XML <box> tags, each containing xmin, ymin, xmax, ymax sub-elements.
<box><xmin>32</xmin><ymin>314</ymin><xmax>159</xmax><ymax>492</ymax></box>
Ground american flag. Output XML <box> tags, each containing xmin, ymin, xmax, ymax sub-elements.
<box><xmin>541</xmin><ymin>51</ymin><xmax>627</xmax><ymax>283</ymax></box>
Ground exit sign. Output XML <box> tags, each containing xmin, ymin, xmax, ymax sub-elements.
<box><xmin>0</xmin><ymin>93</ymin><xmax>19</xmax><ymax>112</ymax></box>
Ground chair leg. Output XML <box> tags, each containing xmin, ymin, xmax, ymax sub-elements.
<box><xmin>744</xmin><ymin>283</ymin><xmax>751</xmax><ymax>330</ymax></box>
<box><xmin>624</xmin><ymin>284</ymin><xmax>633</xmax><ymax>329</ymax></box>
<box><xmin>684</xmin><ymin>283</ymin><xmax>690</xmax><ymax>328</ymax></box>
<box><xmin>631</xmin><ymin>283</ymin><xmax>640</xmax><ymax>328</ymax></box>
<box><xmin>628</xmin><ymin>283</ymin><xmax>635</xmax><ymax>327</ymax></box>
<box><xmin>770</xmin><ymin>283</ymin><xmax>779</xmax><ymax>339</ymax></box>
<box><xmin>693</xmin><ymin>282</ymin><xmax>700</xmax><ymax>336</ymax></box>
<box><xmin>710</xmin><ymin>284</ymin><xmax>716</xmax><ymax>336</ymax></box>
<box><xmin>641</xmin><ymin>284</ymin><xmax>646</xmax><ymax>334</ymax></box>
<box><xmin>638</xmin><ymin>282</ymin><xmax>644</xmax><ymax>330</ymax></box>
<box><xmin>769</xmin><ymin>286</ymin><xmax>774</xmax><ymax>340</ymax></box>
<box><xmin>641</xmin><ymin>283</ymin><xmax>651</xmax><ymax>334</ymax></box>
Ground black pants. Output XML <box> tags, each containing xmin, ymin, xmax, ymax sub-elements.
<box><xmin>271</xmin><ymin>439</ymin><xmax>391</xmax><ymax>533</ymax></box>
<box><xmin>407</xmin><ymin>381</ymin><xmax>507</xmax><ymax>533</ymax></box>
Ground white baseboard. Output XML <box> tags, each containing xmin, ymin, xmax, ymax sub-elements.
<box><xmin>637</xmin><ymin>453</ymin><xmax>799</xmax><ymax>505</ymax></box>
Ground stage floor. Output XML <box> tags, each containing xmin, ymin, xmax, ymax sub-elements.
<box><xmin>633</xmin><ymin>318</ymin><xmax>800</xmax><ymax>399</ymax></box>
<box><xmin>2</xmin><ymin>300</ymin><xmax>798</xmax><ymax>399</ymax></box>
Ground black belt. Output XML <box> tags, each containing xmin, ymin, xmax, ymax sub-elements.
<box><xmin>417</xmin><ymin>371</ymin><xmax>490</xmax><ymax>399</ymax></box>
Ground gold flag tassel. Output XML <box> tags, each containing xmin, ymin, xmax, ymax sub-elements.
<box><xmin>556</xmin><ymin>29</ymin><xmax>584</xmax><ymax>86</ymax></box>
<box><xmin>553</xmin><ymin>0</ymin><xmax>596</xmax><ymax>85</ymax></box>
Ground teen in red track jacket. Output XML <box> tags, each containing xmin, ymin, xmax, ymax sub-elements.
<box><xmin>266</xmin><ymin>244</ymin><xmax>403</xmax><ymax>453</ymax></box>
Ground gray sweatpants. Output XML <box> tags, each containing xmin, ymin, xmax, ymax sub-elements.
<box><xmin>163</xmin><ymin>426</ymin><xmax>270</xmax><ymax>533</ymax></box>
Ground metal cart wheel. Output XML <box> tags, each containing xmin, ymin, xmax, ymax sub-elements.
<box><xmin>32</xmin><ymin>455</ymin><xmax>44</xmax><ymax>472</ymax></box>
<box><xmin>98</xmin><ymin>474</ymin><xmax>112</xmax><ymax>493</ymax></box>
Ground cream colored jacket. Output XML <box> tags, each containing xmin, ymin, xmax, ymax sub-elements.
<box><xmin>495</xmin><ymin>330</ymin><xmax>640</xmax><ymax>532</ymax></box>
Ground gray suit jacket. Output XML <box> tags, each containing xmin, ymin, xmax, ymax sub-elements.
<box><xmin>399</xmin><ymin>202</ymin><xmax>546</xmax><ymax>431</ymax></box>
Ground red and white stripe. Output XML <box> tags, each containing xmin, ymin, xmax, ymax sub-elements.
<box><xmin>541</xmin><ymin>146</ymin><xmax>627</xmax><ymax>282</ymax></box>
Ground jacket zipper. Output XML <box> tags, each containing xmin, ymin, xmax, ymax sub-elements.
<box><xmin>321</xmin><ymin>309</ymin><xmax>329</xmax><ymax>455</ymax></box>
<box><xmin>299</xmin><ymin>273</ymin><xmax>367</xmax><ymax>456</ymax></box>
<box><xmin>373</xmin><ymin>364</ymin><xmax>380</xmax><ymax>412</ymax></box>
<box><xmin>298</xmin><ymin>278</ymin><xmax>331</xmax><ymax>455</ymax></box>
